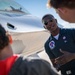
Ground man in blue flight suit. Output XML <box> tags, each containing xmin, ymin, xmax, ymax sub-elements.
<box><xmin>42</xmin><ymin>14</ymin><xmax>75</xmax><ymax>75</ymax></box>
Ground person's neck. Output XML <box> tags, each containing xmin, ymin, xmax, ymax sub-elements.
<box><xmin>51</xmin><ymin>27</ymin><xmax>60</xmax><ymax>36</ymax></box>
<box><xmin>0</xmin><ymin>44</ymin><xmax>13</xmax><ymax>60</ymax></box>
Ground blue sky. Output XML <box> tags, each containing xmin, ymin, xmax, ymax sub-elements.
<box><xmin>15</xmin><ymin>0</ymin><xmax>75</xmax><ymax>28</ymax></box>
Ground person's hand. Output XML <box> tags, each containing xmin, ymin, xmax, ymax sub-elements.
<box><xmin>54</xmin><ymin>49</ymin><xmax>75</xmax><ymax>65</ymax></box>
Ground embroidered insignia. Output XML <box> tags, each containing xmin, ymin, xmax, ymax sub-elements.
<box><xmin>63</xmin><ymin>36</ymin><xmax>66</xmax><ymax>40</ymax></box>
<box><xmin>63</xmin><ymin>36</ymin><xmax>67</xmax><ymax>43</ymax></box>
<box><xmin>66</xmin><ymin>70</ymin><xmax>72</xmax><ymax>74</ymax></box>
<box><xmin>64</xmin><ymin>40</ymin><xmax>67</xmax><ymax>43</ymax></box>
<box><xmin>49</xmin><ymin>41</ymin><xmax>55</xmax><ymax>50</ymax></box>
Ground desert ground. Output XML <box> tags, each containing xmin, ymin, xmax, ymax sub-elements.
<box><xmin>11</xmin><ymin>31</ymin><xmax>50</xmax><ymax>57</ymax></box>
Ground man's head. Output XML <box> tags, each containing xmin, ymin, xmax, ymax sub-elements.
<box><xmin>47</xmin><ymin>0</ymin><xmax>75</xmax><ymax>23</ymax></box>
<box><xmin>47</xmin><ymin>0</ymin><xmax>75</xmax><ymax>9</ymax></box>
<box><xmin>42</xmin><ymin>14</ymin><xmax>58</xmax><ymax>33</ymax></box>
<box><xmin>0</xmin><ymin>25</ymin><xmax>9</xmax><ymax>51</ymax></box>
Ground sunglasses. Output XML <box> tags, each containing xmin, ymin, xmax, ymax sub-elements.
<box><xmin>43</xmin><ymin>19</ymin><xmax>53</xmax><ymax>25</ymax></box>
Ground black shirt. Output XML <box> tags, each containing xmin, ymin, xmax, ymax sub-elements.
<box><xmin>44</xmin><ymin>28</ymin><xmax>75</xmax><ymax>70</ymax></box>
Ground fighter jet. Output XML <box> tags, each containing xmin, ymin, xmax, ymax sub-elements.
<box><xmin>0</xmin><ymin>0</ymin><xmax>44</xmax><ymax>33</ymax></box>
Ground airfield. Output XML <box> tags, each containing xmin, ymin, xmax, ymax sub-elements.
<box><xmin>11</xmin><ymin>30</ymin><xmax>51</xmax><ymax>62</ymax></box>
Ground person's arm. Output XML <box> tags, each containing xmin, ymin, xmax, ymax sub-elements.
<box><xmin>51</xmin><ymin>59</ymin><xmax>61</xmax><ymax>71</ymax></box>
<box><xmin>54</xmin><ymin>49</ymin><xmax>75</xmax><ymax>65</ymax></box>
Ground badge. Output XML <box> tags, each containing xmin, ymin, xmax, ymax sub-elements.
<box><xmin>66</xmin><ymin>70</ymin><xmax>72</xmax><ymax>74</ymax></box>
<box><xmin>63</xmin><ymin>36</ymin><xmax>67</xmax><ymax>43</ymax></box>
<box><xmin>63</xmin><ymin>36</ymin><xmax>66</xmax><ymax>40</ymax></box>
<box><xmin>49</xmin><ymin>41</ymin><xmax>55</xmax><ymax>50</ymax></box>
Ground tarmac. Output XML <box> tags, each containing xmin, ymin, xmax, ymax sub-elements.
<box><xmin>11</xmin><ymin>31</ymin><xmax>51</xmax><ymax>62</ymax></box>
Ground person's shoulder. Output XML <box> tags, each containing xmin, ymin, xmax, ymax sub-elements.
<box><xmin>8</xmin><ymin>56</ymin><xmax>26</xmax><ymax>75</ymax></box>
<box><xmin>45</xmin><ymin>36</ymin><xmax>51</xmax><ymax>44</ymax></box>
<box><xmin>61</xmin><ymin>28</ymin><xmax>75</xmax><ymax>31</ymax></box>
<box><xmin>60</xmin><ymin>28</ymin><xmax>73</xmax><ymax>34</ymax></box>
<box><xmin>22</xmin><ymin>56</ymin><xmax>59</xmax><ymax>75</ymax></box>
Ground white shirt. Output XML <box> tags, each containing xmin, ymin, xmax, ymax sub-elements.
<box><xmin>53</xmin><ymin>34</ymin><xmax>59</xmax><ymax>40</ymax></box>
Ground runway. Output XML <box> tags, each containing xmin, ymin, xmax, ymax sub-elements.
<box><xmin>11</xmin><ymin>31</ymin><xmax>51</xmax><ymax>62</ymax></box>
<box><xmin>11</xmin><ymin>31</ymin><xmax>50</xmax><ymax>56</ymax></box>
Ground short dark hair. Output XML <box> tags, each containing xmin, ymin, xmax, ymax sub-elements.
<box><xmin>0</xmin><ymin>25</ymin><xmax>9</xmax><ymax>50</ymax></box>
<box><xmin>42</xmin><ymin>14</ymin><xmax>54</xmax><ymax>22</ymax></box>
<box><xmin>47</xmin><ymin>0</ymin><xmax>75</xmax><ymax>9</ymax></box>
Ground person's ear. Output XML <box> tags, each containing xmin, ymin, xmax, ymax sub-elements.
<box><xmin>9</xmin><ymin>35</ymin><xmax>13</xmax><ymax>44</ymax></box>
<box><xmin>55</xmin><ymin>19</ymin><xmax>57</xmax><ymax>23</ymax></box>
<box><xmin>57</xmin><ymin>8</ymin><xmax>66</xmax><ymax>14</ymax></box>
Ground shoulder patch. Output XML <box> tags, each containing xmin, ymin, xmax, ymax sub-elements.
<box><xmin>49</xmin><ymin>40</ymin><xmax>55</xmax><ymax>50</ymax></box>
